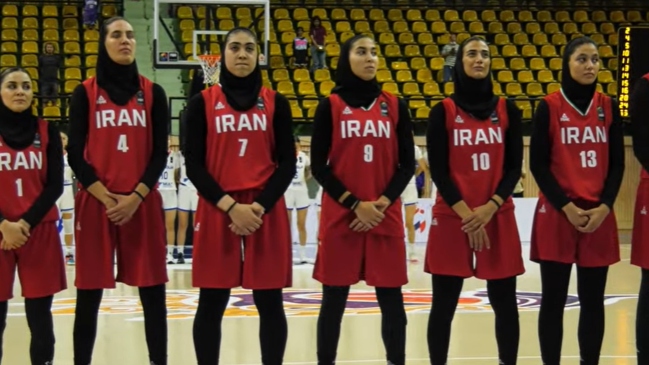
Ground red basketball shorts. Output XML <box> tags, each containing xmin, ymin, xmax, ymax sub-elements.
<box><xmin>0</xmin><ymin>222</ymin><xmax>67</xmax><ymax>302</ymax></box>
<box><xmin>424</xmin><ymin>207</ymin><xmax>524</xmax><ymax>280</ymax></box>
<box><xmin>313</xmin><ymin>232</ymin><xmax>408</xmax><ymax>287</ymax></box>
<box><xmin>192</xmin><ymin>190</ymin><xmax>292</xmax><ymax>290</ymax></box>
<box><xmin>530</xmin><ymin>196</ymin><xmax>620</xmax><ymax>267</ymax></box>
<box><xmin>632</xmin><ymin>180</ymin><xmax>649</xmax><ymax>269</ymax></box>
<box><xmin>74</xmin><ymin>189</ymin><xmax>168</xmax><ymax>289</ymax></box>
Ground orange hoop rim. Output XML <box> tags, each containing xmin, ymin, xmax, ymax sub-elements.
<box><xmin>198</xmin><ymin>54</ymin><xmax>221</xmax><ymax>64</ymax></box>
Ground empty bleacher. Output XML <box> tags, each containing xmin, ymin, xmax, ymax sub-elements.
<box><xmin>0</xmin><ymin>2</ymin><xmax>119</xmax><ymax>121</ymax></box>
<box><xmin>176</xmin><ymin>3</ymin><xmax>646</xmax><ymax>121</ymax></box>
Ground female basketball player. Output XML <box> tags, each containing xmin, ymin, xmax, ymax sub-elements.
<box><xmin>626</xmin><ymin>66</ymin><xmax>649</xmax><ymax>363</ymax></box>
<box><xmin>58</xmin><ymin>130</ymin><xmax>75</xmax><ymax>264</ymax></box>
<box><xmin>67</xmin><ymin>17</ymin><xmax>169</xmax><ymax>365</ymax></box>
<box><xmin>402</xmin><ymin>139</ymin><xmax>428</xmax><ymax>262</ymax></box>
<box><xmin>285</xmin><ymin>136</ymin><xmax>311</xmax><ymax>264</ymax></box>
<box><xmin>311</xmin><ymin>34</ymin><xmax>415</xmax><ymax>365</ymax></box>
<box><xmin>158</xmin><ymin>138</ymin><xmax>179</xmax><ymax>264</ymax></box>
<box><xmin>425</xmin><ymin>36</ymin><xmax>524</xmax><ymax>365</ymax></box>
<box><xmin>183</xmin><ymin>27</ymin><xmax>296</xmax><ymax>364</ymax></box>
<box><xmin>530</xmin><ymin>36</ymin><xmax>624</xmax><ymax>365</ymax></box>
<box><xmin>0</xmin><ymin>67</ymin><xmax>66</xmax><ymax>364</ymax></box>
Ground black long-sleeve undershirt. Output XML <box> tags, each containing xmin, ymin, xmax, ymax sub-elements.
<box><xmin>66</xmin><ymin>83</ymin><xmax>170</xmax><ymax>191</ymax></box>
<box><xmin>20</xmin><ymin>123</ymin><xmax>64</xmax><ymax>227</ymax></box>
<box><xmin>631</xmin><ymin>77</ymin><xmax>649</xmax><ymax>173</ymax></box>
<box><xmin>529</xmin><ymin>99</ymin><xmax>625</xmax><ymax>211</ymax></box>
<box><xmin>183</xmin><ymin>92</ymin><xmax>296</xmax><ymax>212</ymax></box>
<box><xmin>426</xmin><ymin>99</ymin><xmax>523</xmax><ymax>208</ymax></box>
<box><xmin>310</xmin><ymin>98</ymin><xmax>415</xmax><ymax>206</ymax></box>
<box><xmin>0</xmin><ymin>125</ymin><xmax>63</xmax><ymax>226</ymax></box>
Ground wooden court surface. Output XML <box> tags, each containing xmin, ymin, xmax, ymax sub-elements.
<box><xmin>3</xmin><ymin>241</ymin><xmax>640</xmax><ymax>365</ymax></box>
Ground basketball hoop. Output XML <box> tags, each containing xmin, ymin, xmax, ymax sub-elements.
<box><xmin>197</xmin><ymin>54</ymin><xmax>221</xmax><ymax>85</ymax></box>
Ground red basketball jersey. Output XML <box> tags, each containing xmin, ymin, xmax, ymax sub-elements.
<box><xmin>434</xmin><ymin>98</ymin><xmax>512</xmax><ymax>216</ymax></box>
<box><xmin>0</xmin><ymin>119</ymin><xmax>59</xmax><ymax>222</ymax></box>
<box><xmin>83</xmin><ymin>76</ymin><xmax>155</xmax><ymax>193</ymax></box>
<box><xmin>543</xmin><ymin>90</ymin><xmax>613</xmax><ymax>202</ymax></box>
<box><xmin>319</xmin><ymin>92</ymin><xmax>403</xmax><ymax>237</ymax></box>
<box><xmin>201</xmin><ymin>85</ymin><xmax>277</xmax><ymax>192</ymax></box>
<box><xmin>641</xmin><ymin>74</ymin><xmax>649</xmax><ymax>180</ymax></box>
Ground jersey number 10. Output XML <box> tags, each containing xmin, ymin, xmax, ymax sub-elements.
<box><xmin>471</xmin><ymin>153</ymin><xmax>490</xmax><ymax>171</ymax></box>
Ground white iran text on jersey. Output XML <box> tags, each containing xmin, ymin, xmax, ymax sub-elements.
<box><xmin>0</xmin><ymin>151</ymin><xmax>43</xmax><ymax>171</ymax></box>
<box><xmin>453</xmin><ymin>127</ymin><xmax>503</xmax><ymax>146</ymax></box>
<box><xmin>215</xmin><ymin>113</ymin><xmax>267</xmax><ymax>133</ymax></box>
<box><xmin>95</xmin><ymin>109</ymin><xmax>146</xmax><ymax>129</ymax></box>
<box><xmin>340</xmin><ymin>120</ymin><xmax>391</xmax><ymax>139</ymax></box>
<box><xmin>560</xmin><ymin>126</ymin><xmax>607</xmax><ymax>144</ymax></box>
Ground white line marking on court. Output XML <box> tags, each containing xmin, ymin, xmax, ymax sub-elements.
<box><xmin>228</xmin><ymin>355</ymin><xmax>635</xmax><ymax>364</ymax></box>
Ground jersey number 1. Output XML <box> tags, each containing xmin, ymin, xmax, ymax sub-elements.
<box><xmin>15</xmin><ymin>178</ymin><xmax>23</xmax><ymax>197</ymax></box>
<box><xmin>117</xmin><ymin>134</ymin><xmax>129</xmax><ymax>152</ymax></box>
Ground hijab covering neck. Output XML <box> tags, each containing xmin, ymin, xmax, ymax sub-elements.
<box><xmin>450</xmin><ymin>37</ymin><xmax>499</xmax><ymax>120</ymax></box>
<box><xmin>560</xmin><ymin>37</ymin><xmax>598</xmax><ymax>115</ymax></box>
<box><xmin>219</xmin><ymin>28</ymin><xmax>263</xmax><ymax>112</ymax></box>
<box><xmin>96</xmin><ymin>19</ymin><xmax>140</xmax><ymax>106</ymax></box>
<box><xmin>331</xmin><ymin>35</ymin><xmax>382</xmax><ymax>109</ymax></box>
<box><xmin>0</xmin><ymin>71</ymin><xmax>38</xmax><ymax>149</ymax></box>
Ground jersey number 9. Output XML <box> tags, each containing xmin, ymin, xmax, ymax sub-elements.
<box><xmin>364</xmin><ymin>144</ymin><xmax>373</xmax><ymax>162</ymax></box>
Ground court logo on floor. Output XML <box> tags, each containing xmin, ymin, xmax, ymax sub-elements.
<box><xmin>10</xmin><ymin>289</ymin><xmax>636</xmax><ymax>321</ymax></box>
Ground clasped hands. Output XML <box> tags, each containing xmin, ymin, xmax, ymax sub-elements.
<box><xmin>102</xmin><ymin>192</ymin><xmax>143</xmax><ymax>226</ymax></box>
<box><xmin>0</xmin><ymin>219</ymin><xmax>31</xmax><ymax>250</ymax></box>
<box><xmin>227</xmin><ymin>202</ymin><xmax>265</xmax><ymax>236</ymax></box>
<box><xmin>348</xmin><ymin>196</ymin><xmax>391</xmax><ymax>232</ymax></box>
<box><xmin>562</xmin><ymin>202</ymin><xmax>610</xmax><ymax>233</ymax></box>
<box><xmin>460</xmin><ymin>201</ymin><xmax>500</xmax><ymax>252</ymax></box>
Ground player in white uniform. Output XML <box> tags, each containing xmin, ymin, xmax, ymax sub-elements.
<box><xmin>401</xmin><ymin>143</ymin><xmax>429</xmax><ymax>262</ymax></box>
<box><xmin>175</xmin><ymin>151</ymin><xmax>198</xmax><ymax>264</ymax></box>
<box><xmin>285</xmin><ymin>138</ymin><xmax>311</xmax><ymax>263</ymax></box>
<box><xmin>158</xmin><ymin>145</ymin><xmax>180</xmax><ymax>263</ymax></box>
<box><xmin>57</xmin><ymin>131</ymin><xmax>75</xmax><ymax>264</ymax></box>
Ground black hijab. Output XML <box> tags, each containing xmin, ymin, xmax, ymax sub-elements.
<box><xmin>96</xmin><ymin>17</ymin><xmax>140</xmax><ymax>106</ymax></box>
<box><xmin>561</xmin><ymin>37</ymin><xmax>598</xmax><ymax>114</ymax></box>
<box><xmin>219</xmin><ymin>28</ymin><xmax>263</xmax><ymax>111</ymax></box>
<box><xmin>0</xmin><ymin>68</ymin><xmax>38</xmax><ymax>150</ymax></box>
<box><xmin>331</xmin><ymin>34</ymin><xmax>382</xmax><ymax>108</ymax></box>
<box><xmin>450</xmin><ymin>36</ymin><xmax>499</xmax><ymax>120</ymax></box>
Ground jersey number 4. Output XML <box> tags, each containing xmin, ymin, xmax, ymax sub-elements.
<box><xmin>117</xmin><ymin>134</ymin><xmax>129</xmax><ymax>152</ymax></box>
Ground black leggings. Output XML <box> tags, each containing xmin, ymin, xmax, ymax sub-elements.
<box><xmin>193</xmin><ymin>288</ymin><xmax>287</xmax><ymax>365</ymax></box>
<box><xmin>427</xmin><ymin>275</ymin><xmax>519</xmax><ymax>365</ymax></box>
<box><xmin>317</xmin><ymin>285</ymin><xmax>407</xmax><ymax>365</ymax></box>
<box><xmin>637</xmin><ymin>269</ymin><xmax>649</xmax><ymax>363</ymax></box>
<box><xmin>0</xmin><ymin>296</ymin><xmax>55</xmax><ymax>365</ymax></box>
<box><xmin>538</xmin><ymin>261</ymin><xmax>608</xmax><ymax>365</ymax></box>
<box><xmin>74</xmin><ymin>285</ymin><xmax>167</xmax><ymax>365</ymax></box>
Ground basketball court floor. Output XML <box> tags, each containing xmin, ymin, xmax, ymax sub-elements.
<box><xmin>3</xmin><ymin>241</ymin><xmax>640</xmax><ymax>364</ymax></box>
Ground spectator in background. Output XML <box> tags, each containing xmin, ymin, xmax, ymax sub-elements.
<box><xmin>293</xmin><ymin>27</ymin><xmax>309</xmax><ymax>68</ymax></box>
<box><xmin>38</xmin><ymin>42</ymin><xmax>61</xmax><ymax>106</ymax></box>
<box><xmin>309</xmin><ymin>16</ymin><xmax>327</xmax><ymax>71</ymax></box>
<box><xmin>83</xmin><ymin>0</ymin><xmax>99</xmax><ymax>29</ymax></box>
<box><xmin>441</xmin><ymin>34</ymin><xmax>458</xmax><ymax>83</ymax></box>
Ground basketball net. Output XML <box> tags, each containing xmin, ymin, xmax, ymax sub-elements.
<box><xmin>197</xmin><ymin>54</ymin><xmax>221</xmax><ymax>85</ymax></box>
